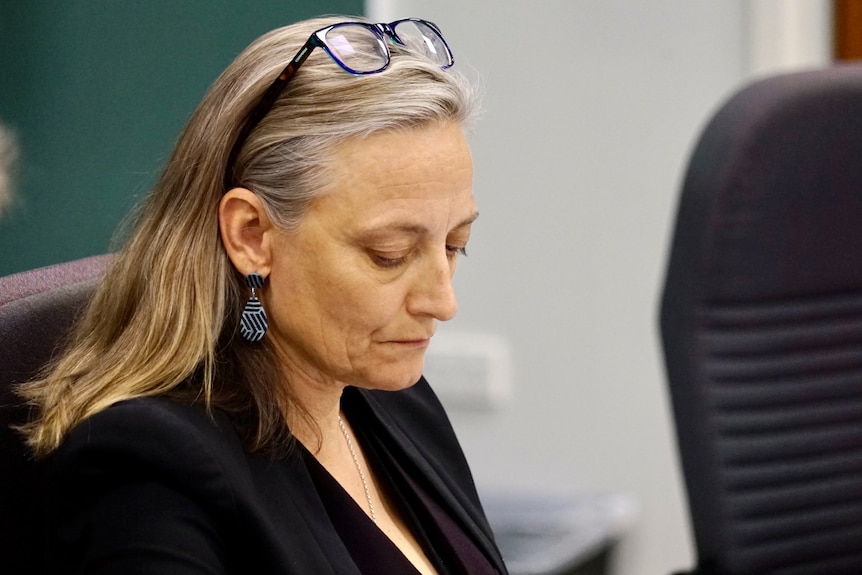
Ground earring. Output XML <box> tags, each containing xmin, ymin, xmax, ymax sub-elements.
<box><xmin>240</xmin><ymin>272</ymin><xmax>268</xmax><ymax>343</ymax></box>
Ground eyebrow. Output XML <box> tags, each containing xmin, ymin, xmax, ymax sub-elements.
<box><xmin>366</xmin><ymin>211</ymin><xmax>480</xmax><ymax>236</ymax></box>
<box><xmin>457</xmin><ymin>211</ymin><xmax>480</xmax><ymax>229</ymax></box>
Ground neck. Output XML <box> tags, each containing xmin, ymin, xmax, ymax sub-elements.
<box><xmin>281</xmin><ymin>370</ymin><xmax>347</xmax><ymax>455</ymax></box>
<box><xmin>267</xmin><ymin>337</ymin><xmax>346</xmax><ymax>446</ymax></box>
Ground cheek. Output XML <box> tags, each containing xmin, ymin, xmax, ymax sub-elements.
<box><xmin>269</xmin><ymin>231</ymin><xmax>408</xmax><ymax>343</ymax></box>
<box><xmin>283</xmin><ymin>264</ymin><xmax>403</xmax><ymax>343</ymax></box>
<box><xmin>334</xmin><ymin>282</ymin><xmax>403</xmax><ymax>338</ymax></box>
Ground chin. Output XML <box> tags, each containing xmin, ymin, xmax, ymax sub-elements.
<box><xmin>357</xmin><ymin>367</ymin><xmax>424</xmax><ymax>392</ymax></box>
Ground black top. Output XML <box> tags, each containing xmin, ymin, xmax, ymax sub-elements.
<box><xmin>43</xmin><ymin>379</ymin><xmax>507</xmax><ymax>574</ymax></box>
<box><xmin>307</xmin><ymin>389</ymin><xmax>499</xmax><ymax>574</ymax></box>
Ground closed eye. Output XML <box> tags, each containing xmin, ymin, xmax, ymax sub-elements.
<box><xmin>446</xmin><ymin>245</ymin><xmax>468</xmax><ymax>259</ymax></box>
<box><xmin>371</xmin><ymin>252</ymin><xmax>409</xmax><ymax>269</ymax></box>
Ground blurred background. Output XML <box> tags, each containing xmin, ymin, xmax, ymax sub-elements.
<box><xmin>1</xmin><ymin>1</ymin><xmax>859</xmax><ymax>574</ymax></box>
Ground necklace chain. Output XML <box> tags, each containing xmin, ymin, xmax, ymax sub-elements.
<box><xmin>337</xmin><ymin>415</ymin><xmax>377</xmax><ymax>523</ymax></box>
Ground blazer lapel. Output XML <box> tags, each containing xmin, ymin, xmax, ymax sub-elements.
<box><xmin>353</xmin><ymin>382</ymin><xmax>507</xmax><ymax>573</ymax></box>
<box><xmin>243</xmin><ymin>440</ymin><xmax>363</xmax><ymax>574</ymax></box>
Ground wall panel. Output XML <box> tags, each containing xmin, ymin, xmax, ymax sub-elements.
<box><xmin>0</xmin><ymin>1</ymin><xmax>362</xmax><ymax>275</ymax></box>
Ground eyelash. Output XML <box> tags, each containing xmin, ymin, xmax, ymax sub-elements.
<box><xmin>373</xmin><ymin>254</ymin><xmax>408</xmax><ymax>269</ymax></box>
<box><xmin>447</xmin><ymin>245</ymin><xmax>468</xmax><ymax>258</ymax></box>
<box><xmin>372</xmin><ymin>246</ymin><xmax>468</xmax><ymax>269</ymax></box>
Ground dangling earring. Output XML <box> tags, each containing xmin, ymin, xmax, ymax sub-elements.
<box><xmin>240</xmin><ymin>272</ymin><xmax>268</xmax><ymax>343</ymax></box>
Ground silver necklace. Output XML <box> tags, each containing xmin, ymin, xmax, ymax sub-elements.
<box><xmin>337</xmin><ymin>414</ymin><xmax>377</xmax><ymax>523</ymax></box>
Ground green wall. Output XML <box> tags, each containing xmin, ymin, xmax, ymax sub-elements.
<box><xmin>0</xmin><ymin>1</ymin><xmax>363</xmax><ymax>276</ymax></box>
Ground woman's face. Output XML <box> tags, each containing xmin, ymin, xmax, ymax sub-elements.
<box><xmin>266</xmin><ymin>121</ymin><xmax>477</xmax><ymax>392</ymax></box>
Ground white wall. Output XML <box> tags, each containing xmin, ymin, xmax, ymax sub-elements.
<box><xmin>367</xmin><ymin>1</ymin><xmax>831</xmax><ymax>574</ymax></box>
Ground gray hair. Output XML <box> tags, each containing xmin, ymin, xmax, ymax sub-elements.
<box><xmin>228</xmin><ymin>16</ymin><xmax>481</xmax><ymax>231</ymax></box>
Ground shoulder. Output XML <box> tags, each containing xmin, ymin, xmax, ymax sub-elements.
<box><xmin>59</xmin><ymin>396</ymin><xmax>240</xmax><ymax>455</ymax></box>
<box><xmin>45</xmin><ymin>399</ymin><xmax>261</xmax><ymax>572</ymax></box>
<box><xmin>51</xmin><ymin>397</ymin><xmax>248</xmax><ymax>495</ymax></box>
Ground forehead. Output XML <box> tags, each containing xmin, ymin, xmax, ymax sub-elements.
<box><xmin>337</xmin><ymin>122</ymin><xmax>471</xmax><ymax>182</ymax></box>
<box><xmin>315</xmin><ymin>122</ymin><xmax>475</xmax><ymax>225</ymax></box>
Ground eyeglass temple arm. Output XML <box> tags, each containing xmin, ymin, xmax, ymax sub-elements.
<box><xmin>224</xmin><ymin>37</ymin><xmax>320</xmax><ymax>190</ymax></box>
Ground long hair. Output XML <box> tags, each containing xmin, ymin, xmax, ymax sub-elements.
<box><xmin>18</xmin><ymin>16</ymin><xmax>479</xmax><ymax>457</ymax></box>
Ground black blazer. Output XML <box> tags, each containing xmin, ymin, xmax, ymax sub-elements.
<box><xmin>44</xmin><ymin>378</ymin><xmax>507</xmax><ymax>574</ymax></box>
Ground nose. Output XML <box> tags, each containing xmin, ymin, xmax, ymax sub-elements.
<box><xmin>407</xmin><ymin>252</ymin><xmax>458</xmax><ymax>321</ymax></box>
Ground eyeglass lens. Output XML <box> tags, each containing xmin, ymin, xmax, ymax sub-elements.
<box><xmin>323</xmin><ymin>25</ymin><xmax>389</xmax><ymax>73</ymax></box>
<box><xmin>392</xmin><ymin>20</ymin><xmax>451</xmax><ymax>67</ymax></box>
<box><xmin>322</xmin><ymin>20</ymin><xmax>450</xmax><ymax>74</ymax></box>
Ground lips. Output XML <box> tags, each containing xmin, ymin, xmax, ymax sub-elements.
<box><xmin>382</xmin><ymin>329</ymin><xmax>434</xmax><ymax>344</ymax></box>
<box><xmin>387</xmin><ymin>337</ymin><xmax>431</xmax><ymax>348</ymax></box>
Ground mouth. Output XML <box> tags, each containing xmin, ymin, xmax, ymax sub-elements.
<box><xmin>387</xmin><ymin>337</ymin><xmax>432</xmax><ymax>349</ymax></box>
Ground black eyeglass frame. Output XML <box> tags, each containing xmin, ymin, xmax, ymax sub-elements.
<box><xmin>224</xmin><ymin>18</ymin><xmax>454</xmax><ymax>190</ymax></box>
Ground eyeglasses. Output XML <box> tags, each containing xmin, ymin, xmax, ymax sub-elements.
<box><xmin>224</xmin><ymin>18</ymin><xmax>454</xmax><ymax>189</ymax></box>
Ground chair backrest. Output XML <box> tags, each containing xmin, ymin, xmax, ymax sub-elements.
<box><xmin>660</xmin><ymin>64</ymin><xmax>862</xmax><ymax>575</ymax></box>
<box><xmin>0</xmin><ymin>254</ymin><xmax>110</xmax><ymax>574</ymax></box>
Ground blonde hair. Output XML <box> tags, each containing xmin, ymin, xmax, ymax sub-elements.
<box><xmin>19</xmin><ymin>16</ymin><xmax>479</xmax><ymax>457</ymax></box>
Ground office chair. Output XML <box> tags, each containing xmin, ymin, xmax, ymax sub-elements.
<box><xmin>660</xmin><ymin>64</ymin><xmax>862</xmax><ymax>575</ymax></box>
<box><xmin>0</xmin><ymin>254</ymin><xmax>111</xmax><ymax>574</ymax></box>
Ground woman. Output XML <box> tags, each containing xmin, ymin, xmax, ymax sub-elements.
<box><xmin>20</xmin><ymin>16</ymin><xmax>507</xmax><ymax>574</ymax></box>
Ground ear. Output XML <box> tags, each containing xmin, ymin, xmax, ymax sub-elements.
<box><xmin>219</xmin><ymin>187</ymin><xmax>274</xmax><ymax>276</ymax></box>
